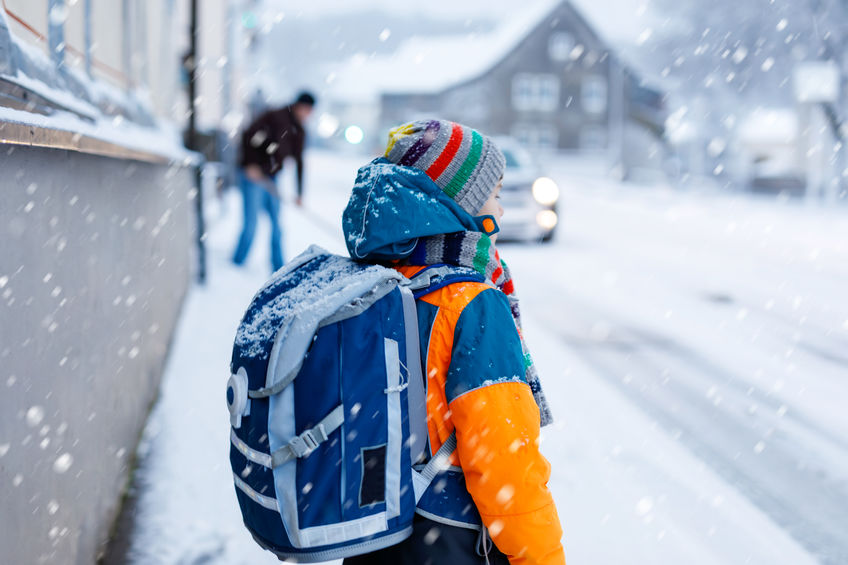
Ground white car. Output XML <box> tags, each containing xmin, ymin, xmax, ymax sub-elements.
<box><xmin>494</xmin><ymin>138</ymin><xmax>559</xmax><ymax>242</ymax></box>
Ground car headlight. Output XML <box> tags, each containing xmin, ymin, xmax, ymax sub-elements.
<box><xmin>536</xmin><ymin>210</ymin><xmax>558</xmax><ymax>230</ymax></box>
<box><xmin>532</xmin><ymin>177</ymin><xmax>559</xmax><ymax>206</ymax></box>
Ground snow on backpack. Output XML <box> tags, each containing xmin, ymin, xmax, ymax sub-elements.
<box><xmin>225</xmin><ymin>245</ymin><xmax>481</xmax><ymax>562</ymax></box>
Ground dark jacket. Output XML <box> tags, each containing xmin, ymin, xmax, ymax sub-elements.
<box><xmin>239</xmin><ymin>105</ymin><xmax>305</xmax><ymax>196</ymax></box>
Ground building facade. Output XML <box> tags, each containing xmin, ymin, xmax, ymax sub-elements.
<box><xmin>379</xmin><ymin>1</ymin><xmax>666</xmax><ymax>177</ymax></box>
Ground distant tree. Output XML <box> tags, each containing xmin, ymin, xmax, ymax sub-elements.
<box><xmin>645</xmin><ymin>0</ymin><xmax>848</xmax><ymax>187</ymax></box>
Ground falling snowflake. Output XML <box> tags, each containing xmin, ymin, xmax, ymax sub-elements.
<box><xmin>26</xmin><ymin>406</ymin><xmax>46</xmax><ymax>427</ymax></box>
<box><xmin>53</xmin><ymin>453</ymin><xmax>74</xmax><ymax>474</ymax></box>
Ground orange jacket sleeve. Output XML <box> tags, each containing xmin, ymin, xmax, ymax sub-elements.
<box><xmin>450</xmin><ymin>382</ymin><xmax>565</xmax><ymax>565</ymax></box>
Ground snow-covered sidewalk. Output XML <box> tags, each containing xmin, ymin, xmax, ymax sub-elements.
<box><xmin>117</xmin><ymin>150</ymin><xmax>842</xmax><ymax>564</ymax></box>
<box><xmin>115</xmin><ymin>190</ymin><xmax>336</xmax><ymax>565</ymax></box>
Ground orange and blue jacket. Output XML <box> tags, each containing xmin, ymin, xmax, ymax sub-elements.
<box><xmin>397</xmin><ymin>265</ymin><xmax>565</xmax><ymax>565</ymax></box>
<box><xmin>342</xmin><ymin>159</ymin><xmax>564</xmax><ymax>564</ymax></box>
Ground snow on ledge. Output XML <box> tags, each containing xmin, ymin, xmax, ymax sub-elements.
<box><xmin>1</xmin><ymin>8</ymin><xmax>193</xmax><ymax>163</ymax></box>
<box><xmin>0</xmin><ymin>104</ymin><xmax>197</xmax><ymax>164</ymax></box>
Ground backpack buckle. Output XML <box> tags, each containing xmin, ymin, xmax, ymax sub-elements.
<box><xmin>287</xmin><ymin>435</ymin><xmax>313</xmax><ymax>458</ymax></box>
<box><xmin>406</xmin><ymin>272</ymin><xmax>433</xmax><ymax>291</ymax></box>
<box><xmin>288</xmin><ymin>424</ymin><xmax>329</xmax><ymax>458</ymax></box>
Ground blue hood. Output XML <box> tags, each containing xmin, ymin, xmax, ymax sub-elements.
<box><xmin>342</xmin><ymin>158</ymin><xmax>483</xmax><ymax>261</ymax></box>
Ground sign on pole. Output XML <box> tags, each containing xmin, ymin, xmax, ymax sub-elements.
<box><xmin>793</xmin><ymin>61</ymin><xmax>840</xmax><ymax>103</ymax></box>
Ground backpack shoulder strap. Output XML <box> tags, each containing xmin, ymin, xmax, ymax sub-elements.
<box><xmin>400</xmin><ymin>264</ymin><xmax>472</xmax><ymax>504</ymax></box>
<box><xmin>401</xmin><ymin>264</ymin><xmax>479</xmax><ymax>465</ymax></box>
<box><xmin>411</xmin><ymin>431</ymin><xmax>457</xmax><ymax>503</ymax></box>
<box><xmin>399</xmin><ymin>284</ymin><xmax>428</xmax><ymax>466</ymax></box>
<box><xmin>406</xmin><ymin>264</ymin><xmax>486</xmax><ymax>299</ymax></box>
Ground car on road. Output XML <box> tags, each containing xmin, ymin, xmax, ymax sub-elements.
<box><xmin>495</xmin><ymin>138</ymin><xmax>560</xmax><ymax>242</ymax></box>
<box><xmin>749</xmin><ymin>154</ymin><xmax>805</xmax><ymax>194</ymax></box>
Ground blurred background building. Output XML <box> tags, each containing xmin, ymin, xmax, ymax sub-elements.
<box><xmin>296</xmin><ymin>0</ymin><xmax>846</xmax><ymax>200</ymax></box>
<box><xmin>329</xmin><ymin>1</ymin><xmax>667</xmax><ymax>181</ymax></box>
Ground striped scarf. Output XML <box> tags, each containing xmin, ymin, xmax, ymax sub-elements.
<box><xmin>408</xmin><ymin>232</ymin><xmax>553</xmax><ymax>426</ymax></box>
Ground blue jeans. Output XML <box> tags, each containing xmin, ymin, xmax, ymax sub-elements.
<box><xmin>232</xmin><ymin>170</ymin><xmax>284</xmax><ymax>271</ymax></box>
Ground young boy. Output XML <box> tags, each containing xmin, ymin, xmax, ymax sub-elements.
<box><xmin>341</xmin><ymin>120</ymin><xmax>565</xmax><ymax>565</ymax></box>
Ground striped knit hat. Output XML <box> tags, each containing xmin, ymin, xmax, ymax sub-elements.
<box><xmin>384</xmin><ymin>120</ymin><xmax>506</xmax><ymax>215</ymax></box>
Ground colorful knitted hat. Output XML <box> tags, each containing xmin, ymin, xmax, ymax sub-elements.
<box><xmin>384</xmin><ymin>120</ymin><xmax>506</xmax><ymax>215</ymax></box>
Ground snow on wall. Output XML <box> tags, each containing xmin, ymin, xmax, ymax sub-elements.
<box><xmin>1</xmin><ymin>6</ymin><xmax>191</xmax><ymax>162</ymax></box>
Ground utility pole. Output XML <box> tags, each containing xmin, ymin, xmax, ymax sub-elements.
<box><xmin>185</xmin><ymin>0</ymin><xmax>207</xmax><ymax>284</ymax></box>
<box><xmin>607</xmin><ymin>53</ymin><xmax>626</xmax><ymax>181</ymax></box>
<box><xmin>793</xmin><ymin>61</ymin><xmax>840</xmax><ymax>204</ymax></box>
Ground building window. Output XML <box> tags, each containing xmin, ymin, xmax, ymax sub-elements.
<box><xmin>513</xmin><ymin>75</ymin><xmax>534</xmax><ymax>111</ymax></box>
<box><xmin>512</xmin><ymin>74</ymin><xmax>560</xmax><ymax>112</ymax></box>
<box><xmin>579</xmin><ymin>125</ymin><xmax>607</xmax><ymax>150</ymax></box>
<box><xmin>512</xmin><ymin>124</ymin><xmax>559</xmax><ymax>150</ymax></box>
<box><xmin>581</xmin><ymin>75</ymin><xmax>608</xmax><ymax>115</ymax></box>
<box><xmin>548</xmin><ymin>31</ymin><xmax>574</xmax><ymax>62</ymax></box>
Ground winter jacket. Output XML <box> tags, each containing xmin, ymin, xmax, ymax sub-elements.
<box><xmin>342</xmin><ymin>158</ymin><xmax>565</xmax><ymax>565</ymax></box>
<box><xmin>239</xmin><ymin>105</ymin><xmax>305</xmax><ymax>195</ymax></box>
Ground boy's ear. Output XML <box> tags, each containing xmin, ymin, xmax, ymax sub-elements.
<box><xmin>474</xmin><ymin>214</ymin><xmax>500</xmax><ymax>236</ymax></box>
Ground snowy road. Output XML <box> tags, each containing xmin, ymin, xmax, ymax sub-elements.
<box><xmin>116</xmin><ymin>150</ymin><xmax>848</xmax><ymax>565</ymax></box>
<box><xmin>504</xmin><ymin>181</ymin><xmax>848</xmax><ymax>564</ymax></box>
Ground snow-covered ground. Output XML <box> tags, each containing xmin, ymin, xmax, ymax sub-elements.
<box><xmin>119</xmin><ymin>149</ymin><xmax>848</xmax><ymax>564</ymax></box>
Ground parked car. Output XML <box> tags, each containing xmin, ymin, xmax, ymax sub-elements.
<box><xmin>494</xmin><ymin>137</ymin><xmax>559</xmax><ymax>242</ymax></box>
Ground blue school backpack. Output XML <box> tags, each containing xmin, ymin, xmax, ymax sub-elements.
<box><xmin>226</xmin><ymin>245</ymin><xmax>484</xmax><ymax>562</ymax></box>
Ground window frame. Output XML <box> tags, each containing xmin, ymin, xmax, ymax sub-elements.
<box><xmin>511</xmin><ymin>73</ymin><xmax>560</xmax><ymax>112</ymax></box>
<box><xmin>581</xmin><ymin>75</ymin><xmax>608</xmax><ymax>115</ymax></box>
